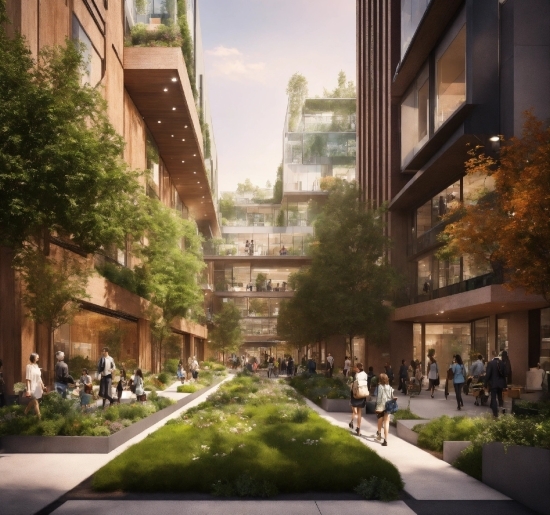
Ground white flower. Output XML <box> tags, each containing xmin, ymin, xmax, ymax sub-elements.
<box><xmin>192</xmin><ymin>456</ymin><xmax>200</xmax><ymax>461</ymax></box>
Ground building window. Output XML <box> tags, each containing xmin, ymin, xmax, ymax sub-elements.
<box><xmin>463</xmin><ymin>172</ymin><xmax>495</xmax><ymax>205</ymax></box>
<box><xmin>497</xmin><ymin>316</ymin><xmax>509</xmax><ymax>353</ymax></box>
<box><xmin>414</xmin><ymin>180</ymin><xmax>460</xmax><ymax>237</ymax></box>
<box><xmin>435</xmin><ymin>19</ymin><xmax>466</xmax><ymax>130</ymax></box>
<box><xmin>473</xmin><ymin>318</ymin><xmax>489</xmax><ymax>361</ymax></box>
<box><xmin>463</xmin><ymin>255</ymin><xmax>491</xmax><ymax>281</ymax></box>
<box><xmin>72</xmin><ymin>15</ymin><xmax>102</xmax><ymax>86</ymax></box>
<box><xmin>417</xmin><ymin>255</ymin><xmax>433</xmax><ymax>295</ymax></box>
<box><xmin>425</xmin><ymin>323</ymin><xmax>471</xmax><ymax>370</ymax></box>
<box><xmin>540</xmin><ymin>308</ymin><xmax>550</xmax><ymax>371</ymax></box>
<box><xmin>401</xmin><ymin>64</ymin><xmax>429</xmax><ymax>166</ymax></box>
<box><xmin>437</xmin><ymin>257</ymin><xmax>460</xmax><ymax>289</ymax></box>
<box><xmin>400</xmin><ymin>0</ymin><xmax>431</xmax><ymax>58</ymax></box>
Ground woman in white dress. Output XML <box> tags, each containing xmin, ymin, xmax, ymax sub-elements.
<box><xmin>24</xmin><ymin>353</ymin><xmax>46</xmax><ymax>419</ymax></box>
<box><xmin>375</xmin><ymin>373</ymin><xmax>397</xmax><ymax>447</ymax></box>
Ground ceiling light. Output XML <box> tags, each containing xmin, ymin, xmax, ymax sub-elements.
<box><xmin>171</xmin><ymin>78</ymin><xmax>177</xmax><ymax>82</ymax></box>
<box><xmin>197</xmin><ymin>181</ymin><xmax>200</xmax><ymax>184</ymax></box>
<box><xmin>171</xmin><ymin>135</ymin><xmax>174</xmax><ymax>137</ymax></box>
<box><xmin>182</xmin><ymin>139</ymin><xmax>185</xmax><ymax>142</ymax></box>
<box><xmin>193</xmin><ymin>154</ymin><xmax>197</xmax><ymax>157</ymax></box>
<box><xmin>172</xmin><ymin>107</ymin><xmax>176</xmax><ymax>111</ymax></box>
<box><xmin>184</xmin><ymin>125</ymin><xmax>188</xmax><ymax>128</ymax></box>
<box><xmin>158</xmin><ymin>120</ymin><xmax>161</xmax><ymax>123</ymax></box>
<box><xmin>202</xmin><ymin>196</ymin><xmax>205</xmax><ymax>198</ymax></box>
<box><xmin>163</xmin><ymin>88</ymin><xmax>168</xmax><ymax>92</ymax></box>
<box><xmin>182</xmin><ymin>160</ymin><xmax>185</xmax><ymax>163</ymax></box>
<box><xmin>490</xmin><ymin>136</ymin><xmax>500</xmax><ymax>142</ymax></box>
<box><xmin>193</xmin><ymin>171</ymin><xmax>196</xmax><ymax>174</ymax></box>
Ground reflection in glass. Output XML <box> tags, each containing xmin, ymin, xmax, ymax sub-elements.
<box><xmin>425</xmin><ymin>323</ymin><xmax>471</xmax><ymax>371</ymax></box>
<box><xmin>473</xmin><ymin>318</ymin><xmax>489</xmax><ymax>361</ymax></box>
<box><xmin>401</xmin><ymin>0</ymin><xmax>431</xmax><ymax>58</ymax></box>
<box><xmin>540</xmin><ymin>308</ymin><xmax>550</xmax><ymax>371</ymax></box>
<box><xmin>436</xmin><ymin>24</ymin><xmax>466</xmax><ymax>129</ymax></box>
<box><xmin>417</xmin><ymin>256</ymin><xmax>432</xmax><ymax>295</ymax></box>
<box><xmin>497</xmin><ymin>317</ymin><xmax>509</xmax><ymax>353</ymax></box>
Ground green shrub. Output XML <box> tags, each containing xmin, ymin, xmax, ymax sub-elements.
<box><xmin>67</xmin><ymin>355</ymin><xmax>95</xmax><ymax>377</ymax></box>
<box><xmin>354</xmin><ymin>477</ymin><xmax>401</xmax><ymax>501</ymax></box>
<box><xmin>453</xmin><ymin>444</ymin><xmax>482</xmax><ymax>481</ymax></box>
<box><xmin>289</xmin><ymin>374</ymin><xmax>349</xmax><ymax>405</ymax></box>
<box><xmin>393</xmin><ymin>408</ymin><xmax>423</xmax><ymax>422</ymax></box>
<box><xmin>416</xmin><ymin>415</ymin><xmax>486</xmax><ymax>452</ymax></box>
<box><xmin>126</xmin><ymin>23</ymin><xmax>183</xmax><ymax>48</ymax></box>
<box><xmin>164</xmin><ymin>359</ymin><xmax>180</xmax><ymax>375</ymax></box>
<box><xmin>90</xmin><ymin>426</ymin><xmax>111</xmax><ymax>436</ymax></box>
<box><xmin>177</xmin><ymin>384</ymin><xmax>198</xmax><ymax>393</ymax></box>
<box><xmin>211</xmin><ymin>473</ymin><xmax>279</xmax><ymax>498</ymax></box>
<box><xmin>157</xmin><ymin>372</ymin><xmax>171</xmax><ymax>385</ymax></box>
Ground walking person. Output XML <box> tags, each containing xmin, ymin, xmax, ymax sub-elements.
<box><xmin>375</xmin><ymin>373</ymin><xmax>397</xmax><ymax>447</ymax></box>
<box><xmin>54</xmin><ymin>351</ymin><xmax>69</xmax><ymax>399</ymax></box>
<box><xmin>500</xmin><ymin>350</ymin><xmax>512</xmax><ymax>385</ymax></box>
<box><xmin>24</xmin><ymin>353</ymin><xmax>46</xmax><ymax>419</ymax></box>
<box><xmin>116</xmin><ymin>367</ymin><xmax>127</xmax><ymax>404</ymax></box>
<box><xmin>287</xmin><ymin>356</ymin><xmax>294</xmax><ymax>377</ymax></box>
<box><xmin>326</xmin><ymin>353</ymin><xmax>335</xmax><ymax>378</ymax></box>
<box><xmin>470</xmin><ymin>354</ymin><xmax>485</xmax><ymax>383</ymax></box>
<box><xmin>177</xmin><ymin>360</ymin><xmax>185</xmax><ymax>383</ymax></box>
<box><xmin>281</xmin><ymin>357</ymin><xmax>287</xmax><ymax>376</ymax></box>
<box><xmin>134</xmin><ymin>368</ymin><xmax>145</xmax><ymax>402</ymax></box>
<box><xmin>384</xmin><ymin>363</ymin><xmax>394</xmax><ymax>386</ymax></box>
<box><xmin>427</xmin><ymin>356</ymin><xmax>439</xmax><ymax>398</ymax></box>
<box><xmin>190</xmin><ymin>356</ymin><xmax>200</xmax><ymax>381</ymax></box>
<box><xmin>485</xmin><ymin>351</ymin><xmax>508</xmax><ymax>417</ymax></box>
<box><xmin>343</xmin><ymin>356</ymin><xmax>351</xmax><ymax>377</ymax></box>
<box><xmin>349</xmin><ymin>363</ymin><xmax>369</xmax><ymax>436</ymax></box>
<box><xmin>451</xmin><ymin>354</ymin><xmax>466</xmax><ymax>410</ymax></box>
<box><xmin>97</xmin><ymin>347</ymin><xmax>115</xmax><ymax>408</ymax></box>
<box><xmin>398</xmin><ymin>359</ymin><xmax>408</xmax><ymax>393</ymax></box>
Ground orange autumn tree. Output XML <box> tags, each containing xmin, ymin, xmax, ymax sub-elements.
<box><xmin>438</xmin><ymin>112</ymin><xmax>550</xmax><ymax>301</ymax></box>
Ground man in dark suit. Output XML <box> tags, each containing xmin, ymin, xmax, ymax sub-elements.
<box><xmin>398</xmin><ymin>359</ymin><xmax>408</xmax><ymax>394</ymax></box>
<box><xmin>485</xmin><ymin>351</ymin><xmax>508</xmax><ymax>417</ymax></box>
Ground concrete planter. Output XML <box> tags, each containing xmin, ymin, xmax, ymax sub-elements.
<box><xmin>321</xmin><ymin>397</ymin><xmax>350</xmax><ymax>412</ymax></box>
<box><xmin>482</xmin><ymin>443</ymin><xmax>550</xmax><ymax>515</ymax></box>
<box><xmin>0</xmin><ymin>380</ymin><xmax>222</xmax><ymax>454</ymax></box>
<box><xmin>443</xmin><ymin>441</ymin><xmax>471</xmax><ymax>464</ymax></box>
<box><xmin>396</xmin><ymin>419</ymin><xmax>427</xmax><ymax>445</ymax></box>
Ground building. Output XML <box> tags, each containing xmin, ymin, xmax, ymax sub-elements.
<box><xmin>0</xmin><ymin>0</ymin><xmax>220</xmax><ymax>391</ymax></box>
<box><xmin>357</xmin><ymin>0</ymin><xmax>550</xmax><ymax>384</ymax></box>
<box><xmin>203</xmin><ymin>95</ymin><xmax>358</xmax><ymax>366</ymax></box>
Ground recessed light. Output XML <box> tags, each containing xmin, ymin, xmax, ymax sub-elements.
<box><xmin>197</xmin><ymin>181</ymin><xmax>200</xmax><ymax>184</ymax></box>
<box><xmin>490</xmin><ymin>136</ymin><xmax>500</xmax><ymax>142</ymax></box>
<box><xmin>182</xmin><ymin>160</ymin><xmax>185</xmax><ymax>163</ymax></box>
<box><xmin>182</xmin><ymin>139</ymin><xmax>185</xmax><ymax>142</ymax></box>
<box><xmin>184</xmin><ymin>125</ymin><xmax>188</xmax><ymax>128</ymax></box>
<box><xmin>158</xmin><ymin>120</ymin><xmax>161</xmax><ymax>123</ymax></box>
<box><xmin>171</xmin><ymin>135</ymin><xmax>174</xmax><ymax>137</ymax></box>
<box><xmin>202</xmin><ymin>196</ymin><xmax>205</xmax><ymax>198</ymax></box>
<box><xmin>193</xmin><ymin>154</ymin><xmax>196</xmax><ymax>157</ymax></box>
<box><xmin>163</xmin><ymin>88</ymin><xmax>168</xmax><ymax>92</ymax></box>
<box><xmin>172</xmin><ymin>107</ymin><xmax>176</xmax><ymax>111</ymax></box>
<box><xmin>193</xmin><ymin>171</ymin><xmax>196</xmax><ymax>174</ymax></box>
<box><xmin>171</xmin><ymin>78</ymin><xmax>177</xmax><ymax>82</ymax></box>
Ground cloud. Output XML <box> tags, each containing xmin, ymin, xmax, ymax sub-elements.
<box><xmin>205</xmin><ymin>45</ymin><xmax>266</xmax><ymax>82</ymax></box>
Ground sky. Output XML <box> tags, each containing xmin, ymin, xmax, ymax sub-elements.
<box><xmin>198</xmin><ymin>0</ymin><xmax>356</xmax><ymax>194</ymax></box>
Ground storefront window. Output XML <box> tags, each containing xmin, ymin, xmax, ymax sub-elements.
<box><xmin>540</xmin><ymin>308</ymin><xmax>550</xmax><ymax>371</ymax></box>
<box><xmin>435</xmin><ymin>17</ymin><xmax>466</xmax><ymax>129</ymax></box>
<box><xmin>497</xmin><ymin>317</ymin><xmax>508</xmax><ymax>353</ymax></box>
<box><xmin>413</xmin><ymin>323</ymin><xmax>422</xmax><ymax>363</ymax></box>
<box><xmin>401</xmin><ymin>65</ymin><xmax>429</xmax><ymax>166</ymax></box>
<box><xmin>437</xmin><ymin>257</ymin><xmax>461</xmax><ymax>289</ymax></box>
<box><xmin>425</xmin><ymin>323</ymin><xmax>471</xmax><ymax>371</ymax></box>
<box><xmin>473</xmin><ymin>318</ymin><xmax>489</xmax><ymax>361</ymax></box>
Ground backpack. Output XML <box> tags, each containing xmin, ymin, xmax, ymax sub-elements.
<box><xmin>385</xmin><ymin>398</ymin><xmax>398</xmax><ymax>414</ymax></box>
<box><xmin>352</xmin><ymin>376</ymin><xmax>370</xmax><ymax>399</ymax></box>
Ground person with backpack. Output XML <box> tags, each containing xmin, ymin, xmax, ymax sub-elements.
<box><xmin>451</xmin><ymin>354</ymin><xmax>466</xmax><ymax>410</ymax></box>
<box><xmin>485</xmin><ymin>351</ymin><xmax>508</xmax><ymax>417</ymax></box>
<box><xmin>349</xmin><ymin>363</ymin><xmax>369</xmax><ymax>436</ymax></box>
<box><xmin>375</xmin><ymin>373</ymin><xmax>397</xmax><ymax>446</ymax></box>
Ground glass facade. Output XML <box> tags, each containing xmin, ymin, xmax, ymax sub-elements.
<box><xmin>435</xmin><ymin>21</ymin><xmax>466</xmax><ymax>129</ymax></box>
<box><xmin>72</xmin><ymin>14</ymin><xmax>102</xmax><ymax>86</ymax></box>
<box><xmin>283</xmin><ymin>98</ymin><xmax>356</xmax><ymax>194</ymax></box>
<box><xmin>213</xmin><ymin>264</ymin><xmax>300</xmax><ymax>292</ymax></box>
<box><xmin>472</xmin><ymin>318</ymin><xmax>489</xmax><ymax>360</ymax></box>
<box><xmin>414</xmin><ymin>180</ymin><xmax>460</xmax><ymax>237</ymax></box>
<box><xmin>401</xmin><ymin>64</ymin><xmax>429</xmax><ymax>166</ymax></box>
<box><xmin>425</xmin><ymin>323</ymin><xmax>471</xmax><ymax>371</ymax></box>
<box><xmin>401</xmin><ymin>0</ymin><xmax>431</xmax><ymax>58</ymax></box>
<box><xmin>53</xmin><ymin>310</ymin><xmax>139</xmax><ymax>370</ymax></box>
<box><xmin>541</xmin><ymin>308</ymin><xmax>550</xmax><ymax>371</ymax></box>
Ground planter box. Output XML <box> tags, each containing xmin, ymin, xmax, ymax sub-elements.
<box><xmin>0</xmin><ymin>379</ymin><xmax>222</xmax><ymax>454</ymax></box>
<box><xmin>483</xmin><ymin>443</ymin><xmax>550</xmax><ymax>515</ymax></box>
<box><xmin>396</xmin><ymin>419</ymin><xmax>427</xmax><ymax>445</ymax></box>
<box><xmin>443</xmin><ymin>440</ymin><xmax>471</xmax><ymax>464</ymax></box>
<box><xmin>321</xmin><ymin>398</ymin><xmax>350</xmax><ymax>412</ymax></box>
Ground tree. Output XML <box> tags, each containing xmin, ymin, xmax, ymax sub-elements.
<box><xmin>323</xmin><ymin>71</ymin><xmax>356</xmax><ymax>98</ymax></box>
<box><xmin>278</xmin><ymin>179</ymin><xmax>399</xmax><ymax>357</ymax></box>
<box><xmin>0</xmin><ymin>31</ymin><xmax>143</xmax><ymax>254</ymax></box>
<box><xmin>287</xmin><ymin>73</ymin><xmax>308</xmax><ymax>131</ymax></box>
<box><xmin>219</xmin><ymin>193</ymin><xmax>236</xmax><ymax>221</ymax></box>
<box><xmin>209</xmin><ymin>302</ymin><xmax>242</xmax><ymax>363</ymax></box>
<box><xmin>134</xmin><ymin>197</ymin><xmax>205</xmax><ymax>371</ymax></box>
<box><xmin>273</xmin><ymin>164</ymin><xmax>283</xmax><ymax>203</ymax></box>
<box><xmin>439</xmin><ymin>112</ymin><xmax>550</xmax><ymax>302</ymax></box>
<box><xmin>177</xmin><ymin>0</ymin><xmax>197</xmax><ymax>99</ymax></box>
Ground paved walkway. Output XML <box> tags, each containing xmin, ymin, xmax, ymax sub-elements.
<box><xmin>0</xmin><ymin>378</ymin><xmax>538</xmax><ymax>515</ymax></box>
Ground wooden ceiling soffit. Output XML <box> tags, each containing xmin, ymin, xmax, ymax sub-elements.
<box><xmin>123</xmin><ymin>47</ymin><xmax>220</xmax><ymax>236</ymax></box>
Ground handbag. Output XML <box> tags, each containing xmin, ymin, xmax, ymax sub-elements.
<box><xmin>385</xmin><ymin>398</ymin><xmax>398</xmax><ymax>414</ymax></box>
<box><xmin>352</xmin><ymin>379</ymin><xmax>370</xmax><ymax>399</ymax></box>
<box><xmin>434</xmin><ymin>374</ymin><xmax>440</xmax><ymax>386</ymax></box>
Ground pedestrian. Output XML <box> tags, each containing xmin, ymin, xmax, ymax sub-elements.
<box><xmin>367</xmin><ymin>366</ymin><xmax>377</xmax><ymax>394</ymax></box>
<box><xmin>54</xmin><ymin>351</ymin><xmax>69</xmax><ymax>399</ymax></box>
<box><xmin>80</xmin><ymin>368</ymin><xmax>93</xmax><ymax>394</ymax></box>
<box><xmin>375</xmin><ymin>373</ymin><xmax>396</xmax><ymax>447</ymax></box>
<box><xmin>249</xmin><ymin>240</ymin><xmax>255</xmax><ymax>256</ymax></box>
<box><xmin>398</xmin><ymin>359</ymin><xmax>408</xmax><ymax>393</ymax></box>
<box><xmin>451</xmin><ymin>354</ymin><xmax>466</xmax><ymax>410</ymax></box>
<box><xmin>134</xmin><ymin>368</ymin><xmax>145</xmax><ymax>401</ymax></box>
<box><xmin>267</xmin><ymin>356</ymin><xmax>274</xmax><ymax>378</ymax></box>
<box><xmin>500</xmin><ymin>350</ymin><xmax>512</xmax><ymax>385</ymax></box>
<box><xmin>343</xmin><ymin>356</ymin><xmax>351</xmax><ymax>377</ymax></box>
<box><xmin>427</xmin><ymin>356</ymin><xmax>439</xmax><ymax>398</ymax></box>
<box><xmin>384</xmin><ymin>363</ymin><xmax>394</xmax><ymax>386</ymax></box>
<box><xmin>190</xmin><ymin>356</ymin><xmax>200</xmax><ymax>381</ymax></box>
<box><xmin>97</xmin><ymin>346</ymin><xmax>116</xmax><ymax>408</ymax></box>
<box><xmin>244</xmin><ymin>240</ymin><xmax>250</xmax><ymax>255</ymax></box>
<box><xmin>470</xmin><ymin>354</ymin><xmax>485</xmax><ymax>383</ymax></box>
<box><xmin>326</xmin><ymin>353</ymin><xmax>335</xmax><ymax>378</ymax></box>
<box><xmin>287</xmin><ymin>356</ymin><xmax>294</xmax><ymax>377</ymax></box>
<box><xmin>307</xmin><ymin>356</ymin><xmax>316</xmax><ymax>374</ymax></box>
<box><xmin>485</xmin><ymin>351</ymin><xmax>507</xmax><ymax>417</ymax></box>
<box><xmin>281</xmin><ymin>357</ymin><xmax>287</xmax><ymax>376</ymax></box>
<box><xmin>24</xmin><ymin>353</ymin><xmax>46</xmax><ymax>419</ymax></box>
<box><xmin>116</xmin><ymin>367</ymin><xmax>127</xmax><ymax>404</ymax></box>
<box><xmin>349</xmin><ymin>363</ymin><xmax>369</xmax><ymax>436</ymax></box>
<box><xmin>177</xmin><ymin>360</ymin><xmax>185</xmax><ymax>383</ymax></box>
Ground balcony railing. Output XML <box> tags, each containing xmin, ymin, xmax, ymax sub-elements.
<box><xmin>203</xmin><ymin>242</ymin><xmax>311</xmax><ymax>257</ymax></box>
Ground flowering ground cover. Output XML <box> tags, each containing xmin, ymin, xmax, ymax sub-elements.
<box><xmin>92</xmin><ymin>373</ymin><xmax>403</xmax><ymax>499</ymax></box>
<box><xmin>0</xmin><ymin>391</ymin><xmax>173</xmax><ymax>437</ymax></box>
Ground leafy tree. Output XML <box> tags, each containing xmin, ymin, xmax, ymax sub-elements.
<box><xmin>287</xmin><ymin>73</ymin><xmax>308</xmax><ymax>131</ymax></box>
<box><xmin>209</xmin><ymin>302</ymin><xmax>243</xmax><ymax>363</ymax></box>
<box><xmin>278</xmin><ymin>180</ymin><xmax>399</xmax><ymax>357</ymax></box>
<box><xmin>134</xmin><ymin>197</ymin><xmax>205</xmax><ymax>371</ymax></box>
<box><xmin>273</xmin><ymin>164</ymin><xmax>283</xmax><ymax>203</ymax></box>
<box><xmin>177</xmin><ymin>0</ymin><xmax>197</xmax><ymax>99</ymax></box>
<box><xmin>323</xmin><ymin>71</ymin><xmax>356</xmax><ymax>98</ymax></box>
<box><xmin>439</xmin><ymin>112</ymin><xmax>550</xmax><ymax>301</ymax></box>
<box><xmin>0</xmin><ymin>29</ymin><xmax>143</xmax><ymax>253</ymax></box>
<box><xmin>219</xmin><ymin>193</ymin><xmax>236</xmax><ymax>221</ymax></box>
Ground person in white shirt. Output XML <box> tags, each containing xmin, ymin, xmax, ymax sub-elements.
<box><xmin>190</xmin><ymin>356</ymin><xmax>200</xmax><ymax>381</ymax></box>
<box><xmin>24</xmin><ymin>353</ymin><xmax>46</xmax><ymax>419</ymax></box>
<box><xmin>375</xmin><ymin>373</ymin><xmax>397</xmax><ymax>446</ymax></box>
<box><xmin>343</xmin><ymin>356</ymin><xmax>351</xmax><ymax>377</ymax></box>
<box><xmin>349</xmin><ymin>363</ymin><xmax>369</xmax><ymax>436</ymax></box>
<box><xmin>326</xmin><ymin>353</ymin><xmax>335</xmax><ymax>378</ymax></box>
<box><xmin>97</xmin><ymin>347</ymin><xmax>116</xmax><ymax>408</ymax></box>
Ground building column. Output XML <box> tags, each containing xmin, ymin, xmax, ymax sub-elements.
<box><xmin>508</xmin><ymin>311</ymin><xmax>529</xmax><ymax>386</ymax></box>
<box><xmin>137</xmin><ymin>318</ymin><xmax>151</xmax><ymax>372</ymax></box>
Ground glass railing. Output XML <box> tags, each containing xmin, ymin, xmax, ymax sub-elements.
<box><xmin>203</xmin><ymin>241</ymin><xmax>311</xmax><ymax>257</ymax></box>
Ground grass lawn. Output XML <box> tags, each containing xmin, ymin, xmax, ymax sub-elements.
<box><xmin>93</xmin><ymin>373</ymin><xmax>403</xmax><ymax>498</ymax></box>
<box><xmin>289</xmin><ymin>372</ymin><xmax>350</xmax><ymax>405</ymax></box>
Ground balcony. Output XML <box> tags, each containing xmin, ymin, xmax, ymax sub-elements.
<box><xmin>124</xmin><ymin>47</ymin><xmax>220</xmax><ymax>236</ymax></box>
